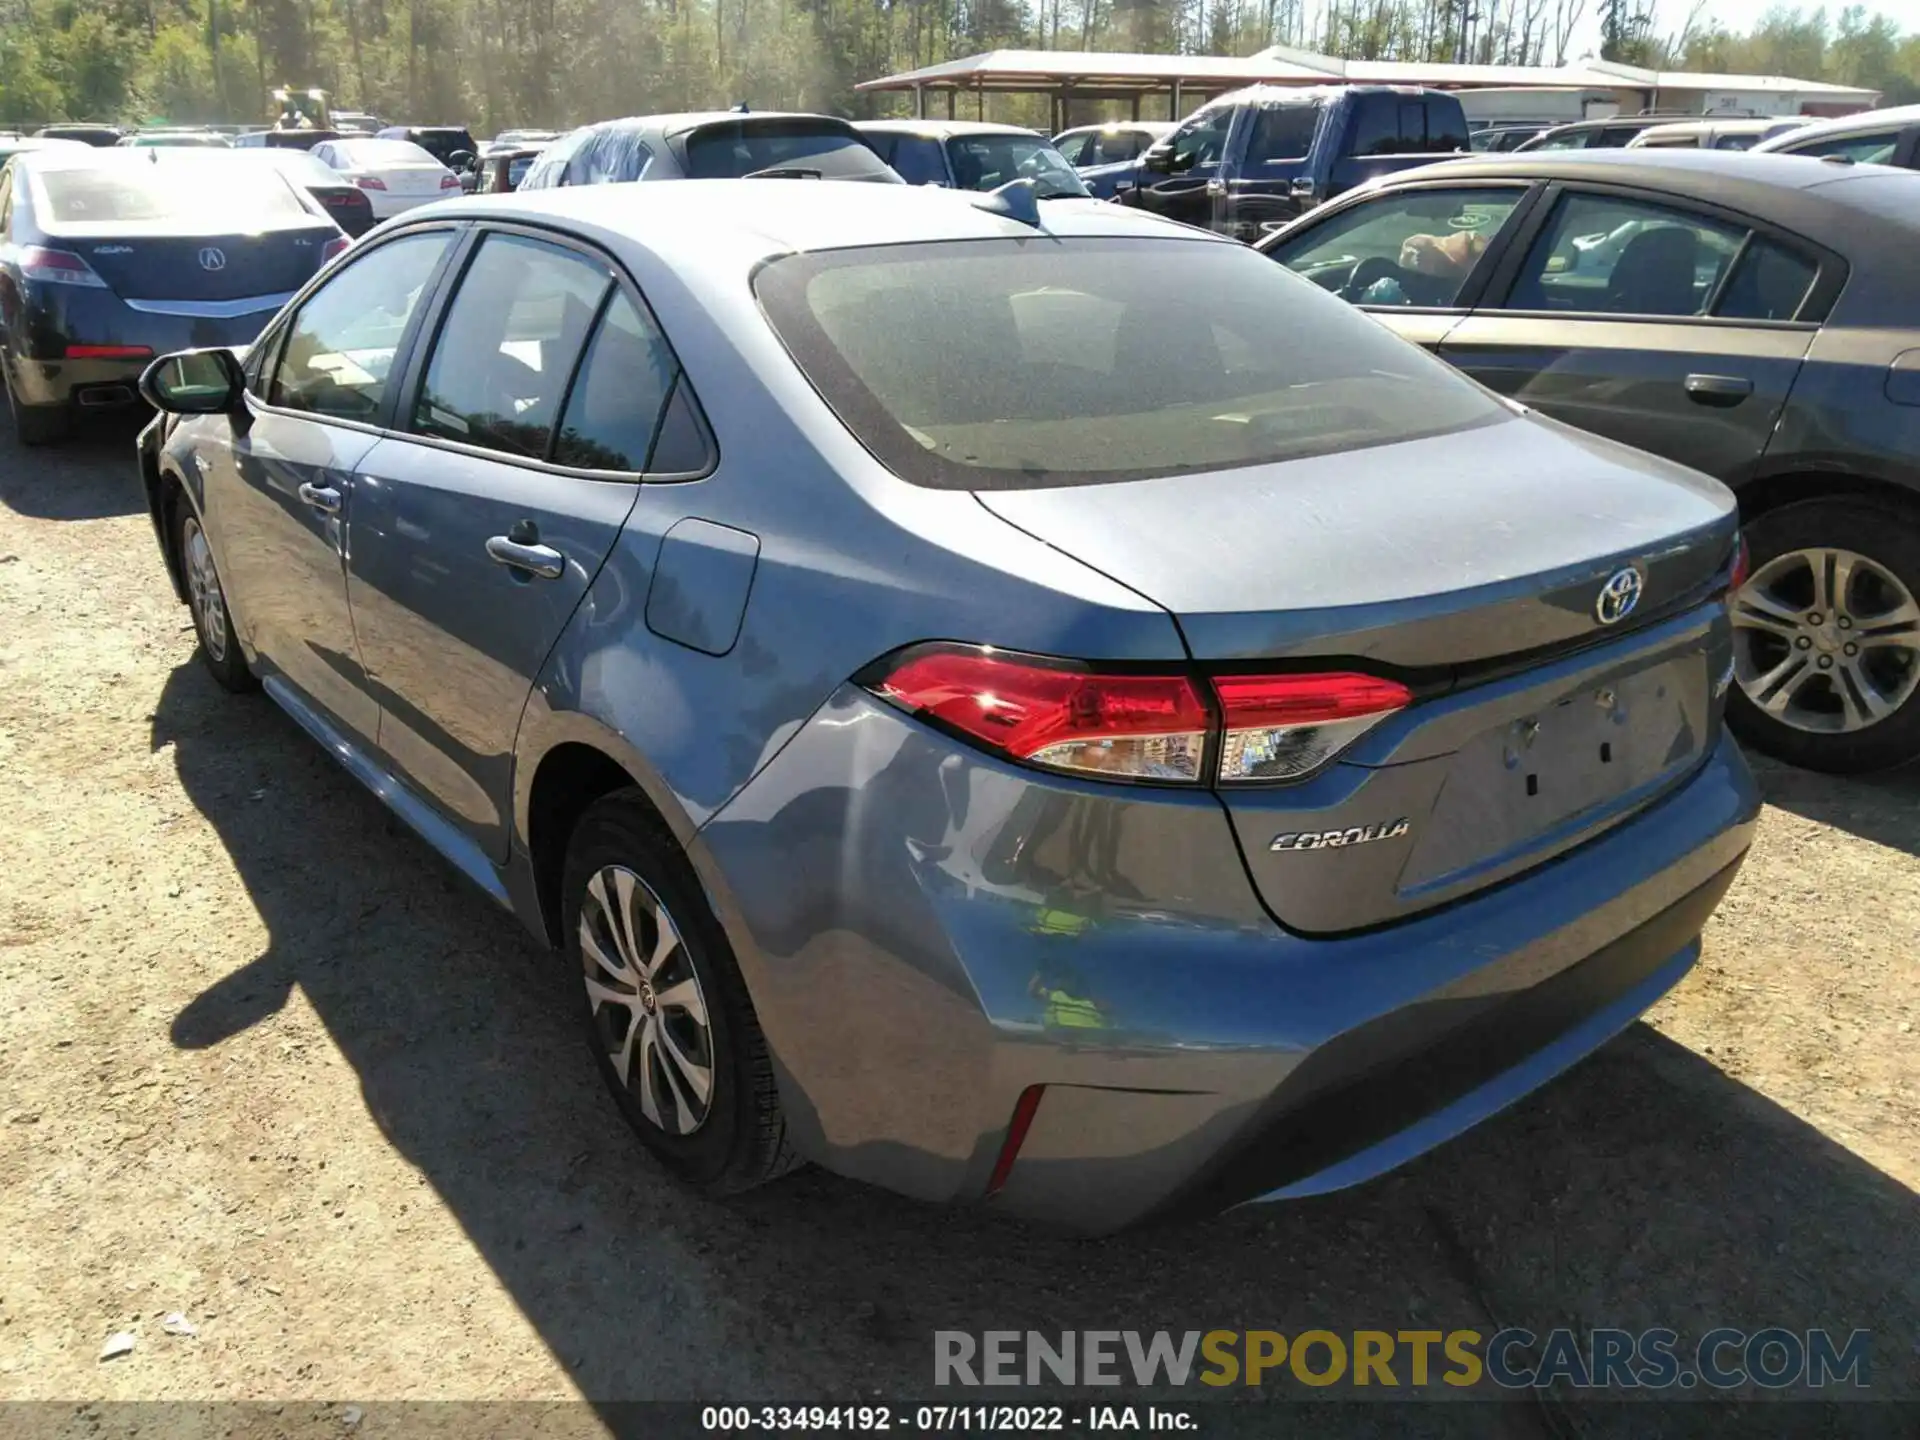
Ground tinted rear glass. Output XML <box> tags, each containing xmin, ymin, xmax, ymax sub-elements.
<box><xmin>756</xmin><ymin>237</ymin><xmax>1502</xmax><ymax>491</ymax></box>
<box><xmin>36</xmin><ymin>162</ymin><xmax>311</xmax><ymax>228</ymax></box>
<box><xmin>683</xmin><ymin>119</ymin><xmax>896</xmax><ymax>180</ymax></box>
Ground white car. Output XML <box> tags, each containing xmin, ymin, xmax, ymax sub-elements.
<box><xmin>309</xmin><ymin>137</ymin><xmax>460</xmax><ymax>219</ymax></box>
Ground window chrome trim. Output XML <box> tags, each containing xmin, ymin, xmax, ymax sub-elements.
<box><xmin>124</xmin><ymin>292</ymin><xmax>298</xmax><ymax>319</ymax></box>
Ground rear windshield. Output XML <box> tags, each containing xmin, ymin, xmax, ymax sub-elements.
<box><xmin>756</xmin><ymin>237</ymin><xmax>1503</xmax><ymax>491</ymax></box>
<box><xmin>408</xmin><ymin>130</ymin><xmax>476</xmax><ymax>163</ymax></box>
<box><xmin>683</xmin><ymin>119</ymin><xmax>897</xmax><ymax>181</ymax></box>
<box><xmin>942</xmin><ymin>134</ymin><xmax>1086</xmax><ymax>196</ymax></box>
<box><xmin>338</xmin><ymin>139</ymin><xmax>440</xmax><ymax>167</ymax></box>
<box><xmin>35</xmin><ymin>162</ymin><xmax>311</xmax><ymax>228</ymax></box>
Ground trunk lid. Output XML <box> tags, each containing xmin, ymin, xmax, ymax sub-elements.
<box><xmin>65</xmin><ymin>224</ymin><xmax>334</xmax><ymax>301</ymax></box>
<box><xmin>377</xmin><ymin>163</ymin><xmax>450</xmax><ymax>196</ymax></box>
<box><xmin>976</xmin><ymin>414</ymin><xmax>1738</xmax><ymax>933</ymax></box>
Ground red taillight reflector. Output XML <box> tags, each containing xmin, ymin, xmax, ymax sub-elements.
<box><xmin>65</xmin><ymin>344</ymin><xmax>153</xmax><ymax>359</ymax></box>
<box><xmin>873</xmin><ymin>647</ymin><xmax>1209</xmax><ymax>783</ymax></box>
<box><xmin>1213</xmin><ymin>672</ymin><xmax>1411</xmax><ymax>783</ymax></box>
<box><xmin>439</xmin><ymin>173</ymin><xmax>462</xmax><ymax>189</ymax></box>
<box><xmin>985</xmin><ymin>1085</ymin><xmax>1045</xmax><ymax>1198</ymax></box>
<box><xmin>355</xmin><ymin>175</ymin><xmax>387</xmax><ymax>190</ymax></box>
<box><xmin>1729</xmin><ymin>533</ymin><xmax>1751</xmax><ymax>592</ymax></box>
<box><xmin>20</xmin><ymin>246</ymin><xmax>108</xmax><ymax>288</ymax></box>
<box><xmin>319</xmin><ymin>235</ymin><xmax>351</xmax><ymax>265</ymax></box>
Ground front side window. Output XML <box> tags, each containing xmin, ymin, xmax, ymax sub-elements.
<box><xmin>1166</xmin><ymin>108</ymin><xmax>1232</xmax><ymax>170</ymax></box>
<box><xmin>755</xmin><ymin>236</ymin><xmax>1504</xmax><ymax>491</ymax></box>
<box><xmin>1270</xmin><ymin>187</ymin><xmax>1525</xmax><ymax>308</ymax></box>
<box><xmin>269</xmin><ymin>230</ymin><xmax>451</xmax><ymax>420</ymax></box>
<box><xmin>1780</xmin><ymin>129</ymin><xmax>1900</xmax><ymax>164</ymax></box>
<box><xmin>1503</xmin><ymin>193</ymin><xmax>1749</xmax><ymax>317</ymax></box>
<box><xmin>411</xmin><ymin>234</ymin><xmax>609</xmax><ymax>458</ymax></box>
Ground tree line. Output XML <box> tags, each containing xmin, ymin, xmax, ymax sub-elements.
<box><xmin>1</xmin><ymin>1</ymin><xmax>1914</xmax><ymax>136</ymax></box>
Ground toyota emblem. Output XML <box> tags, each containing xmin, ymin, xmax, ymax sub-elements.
<box><xmin>198</xmin><ymin>247</ymin><xmax>227</xmax><ymax>272</ymax></box>
<box><xmin>1595</xmin><ymin>566</ymin><xmax>1644</xmax><ymax>626</ymax></box>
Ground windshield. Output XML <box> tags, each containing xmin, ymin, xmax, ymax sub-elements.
<box><xmin>35</xmin><ymin>162</ymin><xmax>311</xmax><ymax>229</ymax></box>
<box><xmin>942</xmin><ymin>134</ymin><xmax>1087</xmax><ymax>196</ymax></box>
<box><xmin>756</xmin><ymin>237</ymin><xmax>1501</xmax><ymax>491</ymax></box>
<box><xmin>683</xmin><ymin>119</ymin><xmax>898</xmax><ymax>181</ymax></box>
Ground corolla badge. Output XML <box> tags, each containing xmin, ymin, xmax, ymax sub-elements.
<box><xmin>197</xmin><ymin>247</ymin><xmax>227</xmax><ymax>272</ymax></box>
<box><xmin>1595</xmin><ymin>565</ymin><xmax>1644</xmax><ymax>626</ymax></box>
<box><xmin>1271</xmin><ymin>818</ymin><xmax>1410</xmax><ymax>852</ymax></box>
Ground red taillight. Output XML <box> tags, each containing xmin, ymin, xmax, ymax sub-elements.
<box><xmin>1729</xmin><ymin>532</ymin><xmax>1751</xmax><ymax>592</ymax></box>
<box><xmin>19</xmin><ymin>246</ymin><xmax>108</xmax><ymax>288</ymax></box>
<box><xmin>873</xmin><ymin>646</ymin><xmax>1210</xmax><ymax>783</ymax></box>
<box><xmin>867</xmin><ymin>645</ymin><xmax>1411</xmax><ymax>785</ymax></box>
<box><xmin>1214</xmin><ymin>672</ymin><xmax>1412</xmax><ymax>783</ymax></box>
<box><xmin>355</xmin><ymin>175</ymin><xmax>387</xmax><ymax>190</ymax></box>
<box><xmin>319</xmin><ymin>235</ymin><xmax>351</xmax><ymax>265</ymax></box>
<box><xmin>439</xmin><ymin>173</ymin><xmax>461</xmax><ymax>189</ymax></box>
<box><xmin>65</xmin><ymin>344</ymin><xmax>153</xmax><ymax>359</ymax></box>
<box><xmin>985</xmin><ymin>1086</ymin><xmax>1045</xmax><ymax>1198</ymax></box>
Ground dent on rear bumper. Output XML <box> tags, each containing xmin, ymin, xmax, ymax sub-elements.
<box><xmin>696</xmin><ymin>688</ymin><xmax>1759</xmax><ymax>1233</ymax></box>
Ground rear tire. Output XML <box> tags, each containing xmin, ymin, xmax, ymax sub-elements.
<box><xmin>1727</xmin><ymin>499</ymin><xmax>1920</xmax><ymax>773</ymax></box>
<box><xmin>173</xmin><ymin>500</ymin><xmax>256</xmax><ymax>693</ymax></box>
<box><xmin>6</xmin><ymin>365</ymin><xmax>69</xmax><ymax>446</ymax></box>
<box><xmin>561</xmin><ymin>791</ymin><xmax>797</xmax><ymax>1194</ymax></box>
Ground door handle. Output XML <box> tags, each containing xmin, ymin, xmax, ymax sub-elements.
<box><xmin>297</xmin><ymin>482</ymin><xmax>342</xmax><ymax>514</ymax></box>
<box><xmin>1684</xmin><ymin>373</ymin><xmax>1754</xmax><ymax>407</ymax></box>
<box><xmin>486</xmin><ymin>535</ymin><xmax>565</xmax><ymax>580</ymax></box>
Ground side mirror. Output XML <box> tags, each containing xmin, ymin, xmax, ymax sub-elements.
<box><xmin>1141</xmin><ymin>146</ymin><xmax>1174</xmax><ymax>175</ymax></box>
<box><xmin>140</xmin><ymin>348</ymin><xmax>245</xmax><ymax>415</ymax></box>
<box><xmin>1289</xmin><ymin>177</ymin><xmax>1317</xmax><ymax>204</ymax></box>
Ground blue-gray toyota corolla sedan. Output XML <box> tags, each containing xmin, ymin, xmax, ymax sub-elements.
<box><xmin>135</xmin><ymin>179</ymin><xmax>1759</xmax><ymax>1233</ymax></box>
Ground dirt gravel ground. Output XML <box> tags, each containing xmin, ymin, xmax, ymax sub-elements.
<box><xmin>1</xmin><ymin>418</ymin><xmax>1916</xmax><ymax>1439</ymax></box>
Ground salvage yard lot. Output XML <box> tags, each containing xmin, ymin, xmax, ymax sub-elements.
<box><xmin>1</xmin><ymin>420</ymin><xmax>1916</xmax><ymax>1433</ymax></box>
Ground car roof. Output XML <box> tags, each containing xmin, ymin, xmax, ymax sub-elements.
<box><xmin>1757</xmin><ymin>103</ymin><xmax>1920</xmax><ymax>145</ymax></box>
<box><xmin>1056</xmin><ymin>121</ymin><xmax>1172</xmax><ymax>135</ymax></box>
<box><xmin>586</xmin><ymin>111</ymin><xmax>856</xmax><ymax>139</ymax></box>
<box><xmin>1356</xmin><ymin>148</ymin><xmax>1920</xmax><ymax>237</ymax></box>
<box><xmin>857</xmin><ymin>119</ymin><xmax>1042</xmax><ymax>139</ymax></box>
<box><xmin>430</xmin><ymin>177</ymin><xmax>1227</xmax><ymax>271</ymax></box>
<box><xmin>1537</xmin><ymin>114</ymin><xmax>1684</xmax><ymax>134</ymax></box>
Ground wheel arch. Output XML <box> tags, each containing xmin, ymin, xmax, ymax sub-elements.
<box><xmin>515</xmin><ymin>712</ymin><xmax>706</xmax><ymax>951</ymax></box>
<box><xmin>1735</xmin><ymin>468</ymin><xmax>1920</xmax><ymax>525</ymax></box>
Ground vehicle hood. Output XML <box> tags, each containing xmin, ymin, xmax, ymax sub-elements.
<box><xmin>974</xmin><ymin>411</ymin><xmax>1737</xmax><ymax>664</ymax></box>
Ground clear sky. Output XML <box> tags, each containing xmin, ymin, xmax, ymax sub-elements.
<box><xmin>1569</xmin><ymin>0</ymin><xmax>1920</xmax><ymax>61</ymax></box>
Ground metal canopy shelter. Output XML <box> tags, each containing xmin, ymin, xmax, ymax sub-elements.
<box><xmin>854</xmin><ymin>47</ymin><xmax>1881</xmax><ymax>133</ymax></box>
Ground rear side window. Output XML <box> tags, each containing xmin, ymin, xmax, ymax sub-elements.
<box><xmin>755</xmin><ymin>236</ymin><xmax>1503</xmax><ymax>491</ymax></box>
<box><xmin>411</xmin><ymin>234</ymin><xmax>610</xmax><ymax>459</ymax></box>
<box><xmin>1502</xmin><ymin>192</ymin><xmax>1813</xmax><ymax>321</ymax></box>
<box><xmin>1425</xmin><ymin>101</ymin><xmax>1469</xmax><ymax>153</ymax></box>
<box><xmin>270</xmin><ymin>230</ymin><xmax>451</xmax><ymax>419</ymax></box>
<box><xmin>1244</xmin><ymin>104</ymin><xmax>1321</xmax><ymax>163</ymax></box>
<box><xmin>552</xmin><ymin>292</ymin><xmax>677</xmax><ymax>471</ymax></box>
<box><xmin>682</xmin><ymin>120</ymin><xmax>895</xmax><ymax>180</ymax></box>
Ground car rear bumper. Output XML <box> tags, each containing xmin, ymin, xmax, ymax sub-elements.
<box><xmin>696</xmin><ymin>687</ymin><xmax>1759</xmax><ymax>1233</ymax></box>
<box><xmin>10</xmin><ymin>291</ymin><xmax>283</xmax><ymax>406</ymax></box>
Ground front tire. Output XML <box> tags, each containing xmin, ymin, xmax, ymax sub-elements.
<box><xmin>562</xmin><ymin>792</ymin><xmax>796</xmax><ymax>1194</ymax></box>
<box><xmin>1727</xmin><ymin>499</ymin><xmax>1920</xmax><ymax>772</ymax></box>
<box><xmin>174</xmin><ymin>502</ymin><xmax>256</xmax><ymax>693</ymax></box>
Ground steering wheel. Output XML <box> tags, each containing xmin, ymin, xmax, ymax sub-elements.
<box><xmin>1339</xmin><ymin>255</ymin><xmax>1407</xmax><ymax>303</ymax></box>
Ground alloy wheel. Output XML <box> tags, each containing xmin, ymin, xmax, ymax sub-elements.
<box><xmin>1732</xmin><ymin>545</ymin><xmax>1920</xmax><ymax>734</ymax></box>
<box><xmin>578</xmin><ymin>865</ymin><xmax>714</xmax><ymax>1135</ymax></box>
<box><xmin>181</xmin><ymin>516</ymin><xmax>229</xmax><ymax>664</ymax></box>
